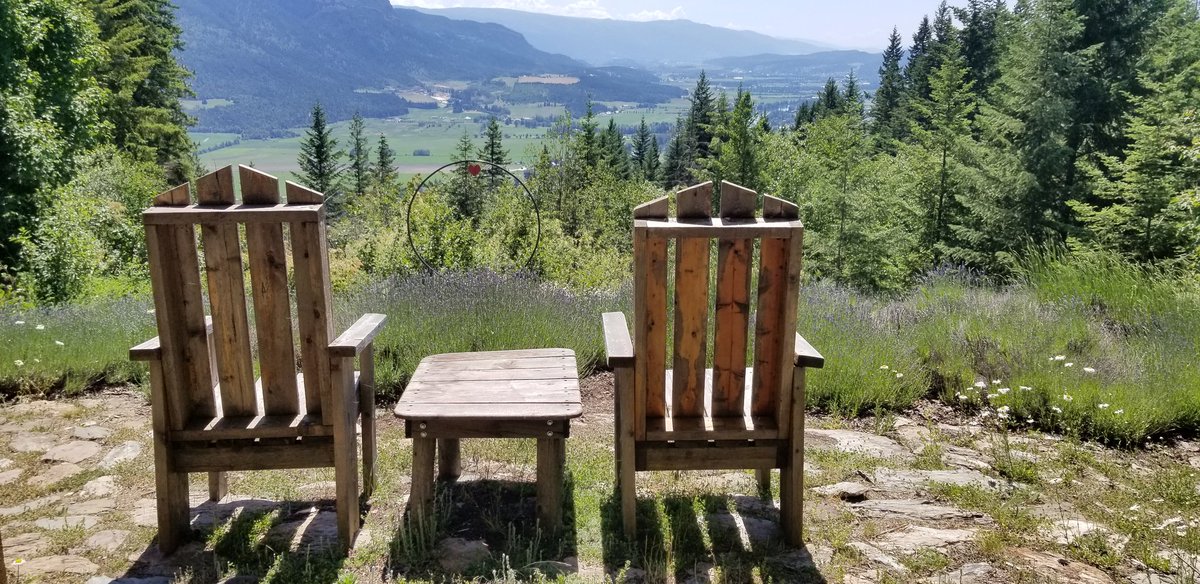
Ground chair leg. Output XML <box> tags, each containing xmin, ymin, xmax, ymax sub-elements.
<box><xmin>359</xmin><ymin>371</ymin><xmax>377</xmax><ymax>497</ymax></box>
<box><xmin>155</xmin><ymin>467</ymin><xmax>190</xmax><ymax>554</ymax></box>
<box><xmin>333</xmin><ymin>356</ymin><xmax>361</xmax><ymax>552</ymax></box>
<box><xmin>536</xmin><ymin>437</ymin><xmax>565</xmax><ymax>532</ymax></box>
<box><xmin>756</xmin><ymin>468</ymin><xmax>772</xmax><ymax>497</ymax></box>
<box><xmin>208</xmin><ymin>472</ymin><xmax>227</xmax><ymax>502</ymax></box>
<box><xmin>437</xmin><ymin>438</ymin><xmax>460</xmax><ymax>481</ymax></box>
<box><xmin>615</xmin><ymin>366</ymin><xmax>637</xmax><ymax>540</ymax></box>
<box><xmin>781</xmin><ymin>367</ymin><xmax>807</xmax><ymax>546</ymax></box>
<box><xmin>410</xmin><ymin>436</ymin><xmax>436</xmax><ymax>521</ymax></box>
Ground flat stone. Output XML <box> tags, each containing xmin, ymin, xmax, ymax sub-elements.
<box><xmin>1156</xmin><ymin>550</ymin><xmax>1200</xmax><ymax>580</ymax></box>
<box><xmin>851</xmin><ymin>499</ymin><xmax>984</xmax><ymax>520</ymax></box>
<box><xmin>81</xmin><ymin>475</ymin><xmax>118</xmax><ymax>498</ymax></box>
<box><xmin>874</xmin><ymin>468</ymin><xmax>1001</xmax><ymax>492</ymax></box>
<box><xmin>43</xmin><ymin>440</ymin><xmax>103</xmax><ymax>463</ymax></box>
<box><xmin>769</xmin><ymin>544</ymin><xmax>834</xmax><ymax>574</ymax></box>
<box><xmin>18</xmin><ymin>554</ymin><xmax>99</xmax><ymax>575</ymax></box>
<box><xmin>806</xmin><ymin>429</ymin><xmax>911</xmax><ymax>459</ymax></box>
<box><xmin>67</xmin><ymin>497</ymin><xmax>116</xmax><ymax>515</ymax></box>
<box><xmin>0</xmin><ymin>493</ymin><xmax>63</xmax><ymax>516</ymax></box>
<box><xmin>4</xmin><ymin>532</ymin><xmax>49</xmax><ymax>556</ymax></box>
<box><xmin>34</xmin><ymin>515</ymin><xmax>100</xmax><ymax>530</ymax></box>
<box><xmin>0</xmin><ymin>457</ymin><xmax>12</xmax><ymax>468</ymax></box>
<box><xmin>812</xmin><ymin>481</ymin><xmax>870</xmax><ymax>501</ymax></box>
<box><xmin>85</xmin><ymin>529</ymin><xmax>130</xmax><ymax>552</ymax></box>
<box><xmin>875</xmin><ymin>525</ymin><xmax>976</xmax><ymax>554</ymax></box>
<box><xmin>706</xmin><ymin>511</ymin><xmax>781</xmax><ymax>545</ymax></box>
<box><xmin>943</xmin><ymin>446</ymin><xmax>992</xmax><ymax>471</ymax></box>
<box><xmin>266</xmin><ymin>508</ymin><xmax>339</xmax><ymax>551</ymax></box>
<box><xmin>85</xmin><ymin>574</ymin><xmax>173</xmax><ymax>584</ymax></box>
<box><xmin>10</xmin><ymin>432</ymin><xmax>58</xmax><ymax>452</ymax></box>
<box><xmin>437</xmin><ymin>537</ymin><xmax>491</xmax><ymax>573</ymax></box>
<box><xmin>921</xmin><ymin>563</ymin><xmax>994</xmax><ymax>583</ymax></box>
<box><xmin>8</xmin><ymin>400</ymin><xmax>80</xmax><ymax>417</ymax></box>
<box><xmin>28</xmin><ymin>462</ymin><xmax>84</xmax><ymax>487</ymax></box>
<box><xmin>99</xmin><ymin>441</ymin><xmax>143</xmax><ymax>468</ymax></box>
<box><xmin>130</xmin><ymin>498</ymin><xmax>158</xmax><ymax>527</ymax></box>
<box><xmin>0</xmin><ymin>468</ymin><xmax>22</xmax><ymax>485</ymax></box>
<box><xmin>1011</xmin><ymin>548</ymin><xmax>1114</xmax><ymax>583</ymax></box>
<box><xmin>73</xmin><ymin>426</ymin><xmax>113</xmax><ymax>441</ymax></box>
<box><xmin>849</xmin><ymin>541</ymin><xmax>908</xmax><ymax>574</ymax></box>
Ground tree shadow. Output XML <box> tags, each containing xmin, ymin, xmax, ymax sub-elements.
<box><xmin>123</xmin><ymin>497</ymin><xmax>351</xmax><ymax>584</ymax></box>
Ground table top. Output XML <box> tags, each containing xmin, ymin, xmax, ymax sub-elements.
<box><xmin>393</xmin><ymin>348</ymin><xmax>583</xmax><ymax>421</ymax></box>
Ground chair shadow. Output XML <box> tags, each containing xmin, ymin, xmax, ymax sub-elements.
<box><xmin>122</xmin><ymin>496</ymin><xmax>354</xmax><ymax>584</ymax></box>
<box><xmin>386</xmin><ymin>473</ymin><xmax>579</xmax><ymax>582</ymax></box>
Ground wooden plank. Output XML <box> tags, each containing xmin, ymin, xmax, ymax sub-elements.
<box><xmin>197</xmin><ymin>166</ymin><xmax>256</xmax><ymax>418</ymax></box>
<box><xmin>536</xmin><ymin>438</ymin><xmax>565</xmax><ymax>531</ymax></box>
<box><xmin>393</xmin><ymin>402</ymin><xmax>580</xmax><ymax>419</ymax></box>
<box><xmin>632</xmin><ymin>195</ymin><xmax>669</xmax><ymax>220</ymax></box>
<box><xmin>407</xmin><ymin>419</ymin><xmax>570</xmax><ymax>440</ymax></box>
<box><xmin>437</xmin><ymin>438</ymin><xmax>460</xmax><ymax>480</ymax></box>
<box><xmin>418</xmin><ymin>355</ymin><xmax>576</xmax><ymax>371</ymax></box>
<box><xmin>645</xmin><ymin>415</ymin><xmax>778</xmax><ymax>441</ymax></box>
<box><xmin>409</xmin><ymin>437</ymin><xmax>436</xmax><ymax>521</ymax></box>
<box><xmin>409</xmin><ymin>366</ymin><xmax>577</xmax><ymax>383</ymax></box>
<box><xmin>330</xmin><ymin>354</ymin><xmax>360</xmax><ymax>550</ymax></box>
<box><xmin>775</xmin><ymin>232</ymin><xmax>804</xmax><ymax>437</ymax></box>
<box><xmin>401</xmin><ymin>388</ymin><xmax>582</xmax><ymax>405</ymax></box>
<box><xmin>637</xmin><ymin>444</ymin><xmax>781</xmax><ymax>471</ymax></box>
<box><xmin>762</xmin><ymin>194</ymin><xmax>800</xmax><ymax>221</ymax></box>
<box><xmin>172</xmin><ymin>439</ymin><xmax>335</xmax><ymax>472</ymax></box>
<box><xmin>633</xmin><ymin>227</ymin><xmax>668</xmax><ymax>435</ymax></box>
<box><xmin>602</xmin><ymin>312</ymin><xmax>634</xmax><ymax>367</ymax></box>
<box><xmin>360</xmin><ymin>344</ymin><xmax>377</xmax><ymax>495</ymax></box>
<box><xmin>172</xmin><ymin>414</ymin><xmax>333</xmax><ymax>441</ymax></box>
<box><xmin>713</xmin><ymin>181</ymin><xmax>757</xmax><ymax>417</ymax></box>
<box><xmin>154</xmin><ymin>182</ymin><xmax>191</xmax><ymax>206</ymax></box>
<box><xmin>329</xmin><ymin>313</ymin><xmax>388</xmax><ymax>358</ymax></box>
<box><xmin>240</xmin><ymin>165</ymin><xmax>300</xmax><ymax>416</ymax></box>
<box><xmin>794</xmin><ymin>332</ymin><xmax>825</xmax><ymax>368</ymax></box>
<box><xmin>143</xmin><ymin>204</ymin><xmax>324</xmax><ymax>225</ymax></box>
<box><xmin>672</xmin><ymin>182</ymin><xmax>712</xmax><ymax>419</ymax></box>
<box><xmin>284</xmin><ymin>180</ymin><xmax>324</xmax><ymax>204</ymax></box>
<box><xmin>780</xmin><ymin>367</ymin><xmax>808</xmax><ymax>545</ymax></box>
<box><xmin>614</xmin><ymin>365</ymin><xmax>637</xmax><ymax>539</ymax></box>
<box><xmin>149</xmin><ymin>359</ymin><xmax>190</xmax><ymax>553</ymax></box>
<box><xmin>208</xmin><ymin>472</ymin><xmax>227</xmax><ymax>502</ymax></box>
<box><xmin>636</xmin><ymin>218</ymin><xmax>803</xmax><ymax>239</ymax></box>
<box><xmin>423</xmin><ymin>348</ymin><xmax>573</xmax><ymax>362</ymax></box>
<box><xmin>288</xmin><ymin>183</ymin><xmax>333</xmax><ymax>419</ymax></box>
<box><xmin>752</xmin><ymin>237</ymin><xmax>787</xmax><ymax>418</ymax></box>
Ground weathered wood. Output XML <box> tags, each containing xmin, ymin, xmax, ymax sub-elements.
<box><xmin>781</xmin><ymin>367</ymin><xmax>807</xmax><ymax>545</ymax></box>
<box><xmin>208</xmin><ymin>472</ymin><xmax>227</xmax><ymax>502</ymax></box>
<box><xmin>633</xmin><ymin>195</ymin><xmax>669</xmax><ymax>220</ymax></box>
<box><xmin>774</xmin><ymin>233</ymin><xmax>804</xmax><ymax>437</ymax></box>
<box><xmin>331</xmin><ymin>354</ymin><xmax>360</xmax><ymax>551</ymax></box>
<box><xmin>284</xmin><ymin>180</ymin><xmax>324</xmax><ymax>204</ymax></box>
<box><xmin>196</xmin><ymin>167</ymin><xmax>256</xmax><ymax>418</ymax></box>
<box><xmin>794</xmin><ymin>332</ymin><xmax>825</xmax><ymax>368</ymax></box>
<box><xmin>672</xmin><ymin>183</ymin><xmax>712</xmax><ymax>419</ymax></box>
<box><xmin>762</xmin><ymin>194</ymin><xmax>800</xmax><ymax>221</ymax></box>
<box><xmin>602</xmin><ymin>312</ymin><xmax>634</xmax><ymax>367</ymax></box>
<box><xmin>633</xmin><ymin>227</ymin><xmax>668</xmax><ymax>432</ymax></box>
<box><xmin>636</xmin><ymin>218</ymin><xmax>803</xmax><ymax>239</ymax></box>
<box><xmin>752</xmin><ymin>236</ymin><xmax>788</xmax><ymax>418</ymax></box>
<box><xmin>637</xmin><ymin>444</ymin><xmax>782</xmax><ymax>471</ymax></box>
<box><xmin>360</xmin><ymin>344</ymin><xmax>377</xmax><ymax>496</ymax></box>
<box><xmin>536</xmin><ymin>438</ymin><xmax>565</xmax><ymax>531</ymax></box>
<box><xmin>329</xmin><ymin>313</ymin><xmax>388</xmax><ymax>358</ymax></box>
<box><xmin>408</xmin><ymin>366</ymin><xmax>576</xmax><ymax>383</ymax></box>
<box><xmin>424</xmin><ymin>348</ymin><xmax>573</xmax><ymax>362</ymax></box>
<box><xmin>172</xmin><ymin>439</ymin><xmax>335</xmax><ymax>472</ymax></box>
<box><xmin>437</xmin><ymin>438</ymin><xmax>460</xmax><ymax>480</ymax></box>
<box><xmin>645</xmin><ymin>415</ymin><xmax>778</xmax><ymax>441</ymax></box>
<box><xmin>143</xmin><ymin>204</ymin><xmax>324</xmax><ymax>225</ymax></box>
<box><xmin>409</xmin><ymin>436</ymin><xmax>436</xmax><ymax>521</ymax></box>
<box><xmin>149</xmin><ymin>359</ymin><xmax>189</xmax><ymax>554</ymax></box>
<box><xmin>402</xmin><ymin>379</ymin><xmax>580</xmax><ymax>400</ymax></box>
<box><xmin>417</xmin><ymin>355</ymin><xmax>575</xmax><ymax>370</ymax></box>
<box><xmin>404</xmin><ymin>418</ymin><xmax>570</xmax><ymax>439</ymax></box>
<box><xmin>290</xmin><ymin>215</ymin><xmax>333</xmax><ymax>419</ymax></box>
<box><xmin>155</xmin><ymin>182</ymin><xmax>191</xmax><ymax>206</ymax></box>
<box><xmin>172</xmin><ymin>413</ymin><xmax>333</xmax><ymax>441</ymax></box>
<box><xmin>130</xmin><ymin>318</ymin><xmax>214</xmax><ymax>362</ymax></box>
<box><xmin>240</xmin><ymin>165</ymin><xmax>300</xmax><ymax>416</ymax></box>
<box><xmin>614</xmin><ymin>364</ymin><xmax>636</xmax><ymax>539</ymax></box>
<box><xmin>713</xmin><ymin>181</ymin><xmax>757</xmax><ymax>417</ymax></box>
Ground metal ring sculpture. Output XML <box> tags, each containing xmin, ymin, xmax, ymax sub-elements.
<box><xmin>405</xmin><ymin>159</ymin><xmax>542</xmax><ymax>272</ymax></box>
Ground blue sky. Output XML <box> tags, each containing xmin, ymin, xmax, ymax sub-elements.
<box><xmin>392</xmin><ymin>0</ymin><xmax>956</xmax><ymax>50</ymax></box>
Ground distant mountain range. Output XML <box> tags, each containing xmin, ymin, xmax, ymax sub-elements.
<box><xmin>704</xmin><ymin>51</ymin><xmax>885</xmax><ymax>82</ymax></box>
<box><xmin>175</xmin><ymin>0</ymin><xmax>680</xmax><ymax>136</ymax></box>
<box><xmin>409</xmin><ymin>6</ymin><xmax>832</xmax><ymax>67</ymax></box>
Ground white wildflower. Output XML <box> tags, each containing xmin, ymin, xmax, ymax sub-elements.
<box><xmin>1083</xmin><ymin>367</ymin><xmax>1096</xmax><ymax>374</ymax></box>
<box><xmin>987</xmin><ymin>393</ymin><xmax>999</xmax><ymax>399</ymax></box>
<box><xmin>13</xmin><ymin>360</ymin><xmax>23</xmax><ymax>367</ymax></box>
<box><xmin>998</xmin><ymin>412</ymin><xmax>1009</xmax><ymax>420</ymax></box>
<box><xmin>1129</xmin><ymin>504</ymin><xmax>1141</xmax><ymax>512</ymax></box>
<box><xmin>880</xmin><ymin>365</ymin><xmax>889</xmax><ymax>370</ymax></box>
<box><xmin>997</xmin><ymin>406</ymin><xmax>1010</xmax><ymax>414</ymax></box>
<box><xmin>1053</xmin><ymin>355</ymin><xmax>1066</xmax><ymax>361</ymax></box>
<box><xmin>1027</xmin><ymin>418</ymin><xmax>1034</xmax><ymax>424</ymax></box>
<box><xmin>1115</xmin><ymin>409</ymin><xmax>1124</xmax><ymax>415</ymax></box>
<box><xmin>1020</xmin><ymin>386</ymin><xmax>1032</xmax><ymax>391</ymax></box>
<box><xmin>895</xmin><ymin>372</ymin><xmax>904</xmax><ymax>379</ymax></box>
<box><xmin>998</xmin><ymin>387</ymin><xmax>1011</xmax><ymax>395</ymax></box>
<box><xmin>54</xmin><ymin>340</ymin><xmax>64</xmax><ymax>346</ymax></box>
<box><xmin>974</xmin><ymin>381</ymin><xmax>986</xmax><ymax>389</ymax></box>
<box><xmin>32</xmin><ymin>358</ymin><xmax>39</xmax><ymax>363</ymax></box>
<box><xmin>1098</xmin><ymin>403</ymin><xmax>1110</xmax><ymax>409</ymax></box>
<box><xmin>1062</xmin><ymin>394</ymin><xmax>1073</xmax><ymax>402</ymax></box>
<box><xmin>980</xmin><ymin>411</ymin><xmax>991</xmax><ymax>418</ymax></box>
<box><xmin>957</xmin><ymin>393</ymin><xmax>968</xmax><ymax>401</ymax></box>
<box><xmin>146</xmin><ymin>309</ymin><xmax>155</xmax><ymax>314</ymax></box>
<box><xmin>992</xmin><ymin>379</ymin><xmax>1001</xmax><ymax>385</ymax></box>
<box><xmin>35</xmin><ymin>324</ymin><xmax>44</xmax><ymax>330</ymax></box>
<box><xmin>1064</xmin><ymin>362</ymin><xmax>1074</xmax><ymax>367</ymax></box>
<box><xmin>1052</xmin><ymin>406</ymin><xmax>1062</xmax><ymax>413</ymax></box>
<box><xmin>13</xmin><ymin>320</ymin><xmax>24</xmax><ymax>325</ymax></box>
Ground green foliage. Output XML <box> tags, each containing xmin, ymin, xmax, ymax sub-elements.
<box><xmin>297</xmin><ymin>102</ymin><xmax>345</xmax><ymax>214</ymax></box>
<box><xmin>705</xmin><ymin>87</ymin><xmax>761</xmax><ymax>190</ymax></box>
<box><xmin>872</xmin><ymin>28</ymin><xmax>907</xmax><ymax>151</ymax></box>
<box><xmin>478</xmin><ymin>116</ymin><xmax>508</xmax><ymax>181</ymax></box>
<box><xmin>347</xmin><ymin>111</ymin><xmax>369</xmax><ymax>199</ymax></box>
<box><xmin>372</xmin><ymin>133</ymin><xmax>397</xmax><ymax>189</ymax></box>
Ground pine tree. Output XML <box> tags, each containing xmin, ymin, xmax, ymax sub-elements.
<box><xmin>794</xmin><ymin>102</ymin><xmax>815</xmax><ymax>130</ymax></box>
<box><xmin>957</xmin><ymin>0</ymin><xmax>1006</xmax><ymax>98</ymax></box>
<box><xmin>645</xmin><ymin>134</ymin><xmax>661</xmax><ymax>182</ymax></box>
<box><xmin>600</xmin><ymin>118</ymin><xmax>630</xmax><ymax>179</ymax></box>
<box><xmin>296</xmin><ymin>103</ymin><xmax>345</xmax><ymax>213</ymax></box>
<box><xmin>662</xmin><ymin>116</ymin><xmax>692</xmax><ymax>188</ymax></box>
<box><xmin>686</xmin><ymin>72</ymin><xmax>716</xmax><ymax>163</ymax></box>
<box><xmin>905</xmin><ymin>16</ymin><xmax>935</xmax><ymax>104</ymax></box>
<box><xmin>372</xmin><ymin>134</ymin><xmax>396</xmax><ymax>187</ymax></box>
<box><xmin>347</xmin><ymin>111</ymin><xmax>369</xmax><ymax>199</ymax></box>
<box><xmin>478</xmin><ymin>116</ymin><xmax>508</xmax><ymax>181</ymax></box>
<box><xmin>815</xmin><ymin>78</ymin><xmax>844</xmax><ymax>119</ymax></box>
<box><xmin>872</xmin><ymin>27</ymin><xmax>907</xmax><ymax>150</ymax></box>
<box><xmin>841</xmin><ymin>71</ymin><xmax>865</xmax><ymax>117</ymax></box>
<box><xmin>709</xmin><ymin>87</ymin><xmax>761</xmax><ymax>189</ymax></box>
<box><xmin>631</xmin><ymin>117</ymin><xmax>655</xmax><ymax>181</ymax></box>
<box><xmin>450</xmin><ymin>129</ymin><xmax>482</xmax><ymax>219</ymax></box>
<box><xmin>578</xmin><ymin>100</ymin><xmax>599</xmax><ymax>169</ymax></box>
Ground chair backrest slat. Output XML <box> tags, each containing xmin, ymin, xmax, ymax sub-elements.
<box><xmin>711</xmin><ymin>182</ymin><xmax>756</xmax><ymax>417</ymax></box>
<box><xmin>286</xmin><ymin>180</ymin><xmax>334</xmax><ymax>422</ymax></box>
<box><xmin>196</xmin><ymin>167</ymin><xmax>258</xmax><ymax>417</ymax></box>
<box><xmin>147</xmin><ymin>184</ymin><xmax>215</xmax><ymax>428</ymax></box>
<box><xmin>632</xmin><ymin>195</ymin><xmax>669</xmax><ymax>440</ymax></box>
<box><xmin>671</xmin><ymin>183</ymin><xmax>713</xmax><ymax>418</ymax></box>
<box><xmin>751</xmin><ymin>194</ymin><xmax>802</xmax><ymax>422</ymax></box>
<box><xmin>240</xmin><ymin>166</ymin><xmax>300</xmax><ymax>416</ymax></box>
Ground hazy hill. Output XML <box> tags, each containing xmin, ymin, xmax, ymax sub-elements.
<box><xmin>411</xmin><ymin>6</ymin><xmax>831</xmax><ymax>66</ymax></box>
<box><xmin>175</xmin><ymin>0</ymin><xmax>678</xmax><ymax>136</ymax></box>
<box><xmin>704</xmin><ymin>51</ymin><xmax>885</xmax><ymax>83</ymax></box>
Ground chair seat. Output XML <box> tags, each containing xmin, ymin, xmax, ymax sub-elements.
<box><xmin>172</xmin><ymin>372</ymin><xmax>359</xmax><ymax>441</ymax></box>
<box><xmin>647</xmin><ymin>368</ymin><xmax>780</xmax><ymax>441</ymax></box>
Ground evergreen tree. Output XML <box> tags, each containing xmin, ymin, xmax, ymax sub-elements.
<box><xmin>816</xmin><ymin>78</ymin><xmax>844</xmax><ymax>119</ymax></box>
<box><xmin>347</xmin><ymin>111</ymin><xmax>369</xmax><ymax>199</ymax></box>
<box><xmin>905</xmin><ymin>16</ymin><xmax>935</xmax><ymax>104</ymax></box>
<box><xmin>89</xmin><ymin>0</ymin><xmax>194</xmax><ymax>181</ymax></box>
<box><xmin>957</xmin><ymin>0</ymin><xmax>1006</xmax><ymax>98</ymax></box>
<box><xmin>872</xmin><ymin>27</ymin><xmax>908</xmax><ymax>150</ymax></box>
<box><xmin>645</xmin><ymin>134</ymin><xmax>661</xmax><ymax>182</ymax></box>
<box><xmin>686</xmin><ymin>72</ymin><xmax>716</xmax><ymax>163</ymax></box>
<box><xmin>794</xmin><ymin>102</ymin><xmax>815</xmax><ymax>130</ymax></box>
<box><xmin>631</xmin><ymin>117</ymin><xmax>655</xmax><ymax>181</ymax></box>
<box><xmin>709</xmin><ymin>87</ymin><xmax>761</xmax><ymax>189</ymax></box>
<box><xmin>662</xmin><ymin>116</ymin><xmax>692</xmax><ymax>188</ymax></box>
<box><xmin>478</xmin><ymin>116</ymin><xmax>508</xmax><ymax>181</ymax></box>
<box><xmin>577</xmin><ymin>100</ymin><xmax>599</xmax><ymax>169</ymax></box>
<box><xmin>600</xmin><ymin>118</ymin><xmax>630</xmax><ymax>179</ymax></box>
<box><xmin>372</xmin><ymin>134</ymin><xmax>396</xmax><ymax>188</ymax></box>
<box><xmin>841</xmin><ymin>71</ymin><xmax>865</xmax><ymax>117</ymax></box>
<box><xmin>449</xmin><ymin>129</ymin><xmax>482</xmax><ymax>219</ymax></box>
<box><xmin>297</xmin><ymin>103</ymin><xmax>345</xmax><ymax>212</ymax></box>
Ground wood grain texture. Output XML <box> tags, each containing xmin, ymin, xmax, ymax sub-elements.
<box><xmin>614</xmin><ymin>364</ymin><xmax>637</xmax><ymax>539</ymax></box>
<box><xmin>633</xmin><ymin>227</ymin><xmax>668</xmax><ymax>437</ymax></box>
<box><xmin>437</xmin><ymin>438</ymin><xmax>460</xmax><ymax>480</ymax></box>
<box><xmin>602</xmin><ymin>312</ymin><xmax>634</xmax><ymax>367</ymax></box>
<box><xmin>794</xmin><ymin>332</ymin><xmax>825</xmax><ymax>368</ymax></box>
<box><xmin>637</xmin><ymin>444</ymin><xmax>781</xmax><ymax>471</ymax></box>
<box><xmin>713</xmin><ymin>181</ymin><xmax>757</xmax><ymax>416</ymax></box>
<box><xmin>330</xmin><ymin>354</ymin><xmax>360</xmax><ymax>551</ymax></box>
<box><xmin>634</xmin><ymin>218</ymin><xmax>802</xmax><ymax>238</ymax></box>
<box><xmin>404</xmin><ymin>419</ymin><xmax>570</xmax><ymax>439</ymax></box>
<box><xmin>751</xmin><ymin>236</ymin><xmax>787</xmax><ymax>418</ymax></box>
<box><xmin>536</xmin><ymin>438</ymin><xmax>565</xmax><ymax>531</ymax></box>
<box><xmin>240</xmin><ymin>165</ymin><xmax>300</xmax><ymax>416</ymax></box>
<box><xmin>329</xmin><ymin>313</ymin><xmax>388</xmax><ymax>357</ymax></box>
<box><xmin>142</xmin><ymin>204</ymin><xmax>323</xmax><ymax>225</ymax></box>
<box><xmin>672</xmin><ymin>182</ymin><xmax>712</xmax><ymax>418</ymax></box>
<box><xmin>290</xmin><ymin>216</ymin><xmax>333</xmax><ymax>419</ymax></box>
<box><xmin>781</xmin><ymin>367</ymin><xmax>807</xmax><ymax>545</ymax></box>
<box><xmin>172</xmin><ymin>439</ymin><xmax>335</xmax><ymax>472</ymax></box>
<box><xmin>360</xmin><ymin>344</ymin><xmax>377</xmax><ymax>495</ymax></box>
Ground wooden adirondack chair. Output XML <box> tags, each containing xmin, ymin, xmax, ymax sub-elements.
<box><xmin>129</xmin><ymin>165</ymin><xmax>386</xmax><ymax>554</ymax></box>
<box><xmin>603</xmin><ymin>181</ymin><xmax>824</xmax><ymax>545</ymax></box>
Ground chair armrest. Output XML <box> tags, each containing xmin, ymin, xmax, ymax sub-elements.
<box><xmin>129</xmin><ymin>316</ymin><xmax>214</xmax><ymax>361</ymax></box>
<box><xmin>602</xmin><ymin>312</ymin><xmax>634</xmax><ymax>368</ymax></box>
<box><xmin>794</xmin><ymin>332</ymin><xmax>825</xmax><ymax>369</ymax></box>
<box><xmin>330</xmin><ymin>313</ymin><xmax>388</xmax><ymax>358</ymax></box>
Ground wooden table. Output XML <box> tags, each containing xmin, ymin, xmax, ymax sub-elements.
<box><xmin>394</xmin><ymin>348</ymin><xmax>582</xmax><ymax>530</ymax></box>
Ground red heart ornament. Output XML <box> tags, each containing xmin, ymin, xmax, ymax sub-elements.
<box><xmin>468</xmin><ymin>163</ymin><xmax>481</xmax><ymax>176</ymax></box>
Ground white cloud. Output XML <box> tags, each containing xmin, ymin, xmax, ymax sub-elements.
<box><xmin>625</xmin><ymin>6</ymin><xmax>684</xmax><ymax>21</ymax></box>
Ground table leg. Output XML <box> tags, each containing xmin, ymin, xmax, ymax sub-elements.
<box><xmin>536</xmin><ymin>437</ymin><xmax>565</xmax><ymax>532</ymax></box>
<box><xmin>437</xmin><ymin>438</ymin><xmax>461</xmax><ymax>481</ymax></box>
<box><xmin>410</xmin><ymin>436</ymin><xmax>436</xmax><ymax>522</ymax></box>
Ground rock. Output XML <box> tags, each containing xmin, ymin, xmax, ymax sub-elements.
<box><xmin>896</xmin><ymin>425</ymin><xmax>932</xmax><ymax>445</ymax></box>
<box><xmin>437</xmin><ymin>537</ymin><xmax>491</xmax><ymax>573</ymax></box>
<box><xmin>1045</xmin><ymin>519</ymin><xmax>1128</xmax><ymax>551</ymax></box>
<box><xmin>921</xmin><ymin>563</ymin><xmax>994</xmax><ymax>583</ymax></box>
<box><xmin>769</xmin><ymin>544</ymin><xmax>834</xmax><ymax>574</ymax></box>
<box><xmin>0</xmin><ymin>493</ymin><xmax>63</xmax><ymax>516</ymax></box>
<box><xmin>942</xmin><ymin>445</ymin><xmax>992</xmax><ymax>471</ymax></box>
<box><xmin>43</xmin><ymin>440</ymin><xmax>103</xmax><ymax>463</ymax></box>
<box><xmin>298</xmin><ymin>481</ymin><xmax>338</xmax><ymax>497</ymax></box>
<box><xmin>67</xmin><ymin>497</ymin><xmax>116</xmax><ymax>515</ymax></box>
<box><xmin>0</xmin><ymin>458</ymin><xmax>12</xmax><ymax>468</ymax></box>
<box><xmin>851</xmin><ymin>499</ymin><xmax>984</xmax><ymax>520</ymax></box>
<box><xmin>85</xmin><ymin>529</ymin><xmax>130</xmax><ymax>552</ymax></box>
<box><xmin>680</xmin><ymin>562</ymin><xmax>714</xmax><ymax>584</ymax></box>
<box><xmin>874</xmin><ymin>468</ymin><xmax>1000</xmax><ymax>492</ymax></box>
<box><xmin>4</xmin><ymin>532</ymin><xmax>49</xmax><ymax>556</ymax></box>
<box><xmin>18</xmin><ymin>554</ymin><xmax>99</xmax><ymax>575</ymax></box>
<box><xmin>849</xmin><ymin>541</ymin><xmax>908</xmax><ymax>574</ymax></box>
<box><xmin>806</xmin><ymin>429</ymin><xmax>911</xmax><ymax>459</ymax></box>
<box><xmin>812</xmin><ymin>481</ymin><xmax>870</xmax><ymax>501</ymax></box>
<box><xmin>1011</xmin><ymin>548</ymin><xmax>1114</xmax><ymax>584</ymax></box>
<box><xmin>875</xmin><ymin>525</ymin><xmax>976</xmax><ymax>554</ymax></box>
<box><xmin>9</xmin><ymin>432</ymin><xmax>59</xmax><ymax>452</ymax></box>
<box><xmin>28</xmin><ymin>462</ymin><xmax>84</xmax><ymax>487</ymax></box>
<box><xmin>266</xmin><ymin>508</ymin><xmax>339</xmax><ymax>551</ymax></box>
<box><xmin>100</xmin><ymin>441</ymin><xmax>143</xmax><ymax>468</ymax></box>
<box><xmin>130</xmin><ymin>498</ymin><xmax>158</xmax><ymax>527</ymax></box>
<box><xmin>1156</xmin><ymin>549</ymin><xmax>1200</xmax><ymax>580</ymax></box>
<box><xmin>0</xmin><ymin>468</ymin><xmax>22</xmax><ymax>485</ymax></box>
<box><xmin>81</xmin><ymin>475</ymin><xmax>118</xmax><ymax>498</ymax></box>
<box><xmin>73</xmin><ymin>426</ymin><xmax>112</xmax><ymax>441</ymax></box>
<box><xmin>706</xmin><ymin>511</ymin><xmax>781</xmax><ymax>545</ymax></box>
<box><xmin>9</xmin><ymin>400</ymin><xmax>80</xmax><ymax>417</ymax></box>
<box><xmin>34</xmin><ymin>515</ymin><xmax>100</xmax><ymax>530</ymax></box>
